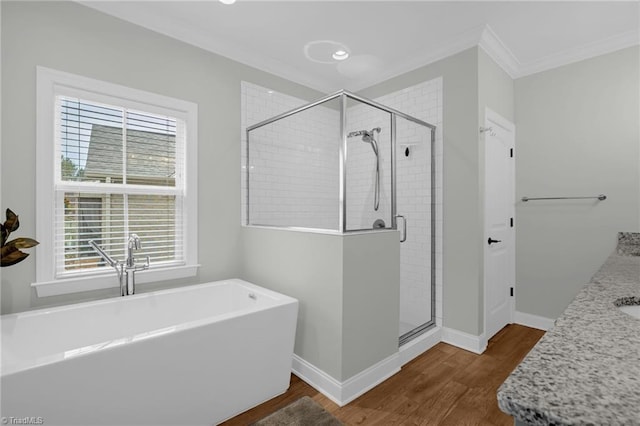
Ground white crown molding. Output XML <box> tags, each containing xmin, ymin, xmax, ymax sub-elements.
<box><xmin>478</xmin><ymin>25</ymin><xmax>521</xmax><ymax>79</ymax></box>
<box><xmin>79</xmin><ymin>1</ymin><xmax>330</xmax><ymax>93</ymax></box>
<box><xmin>515</xmin><ymin>29</ymin><xmax>640</xmax><ymax>78</ymax></box>
<box><xmin>348</xmin><ymin>25</ymin><xmax>486</xmax><ymax>92</ymax></box>
<box><xmin>150</xmin><ymin>22</ymin><xmax>331</xmax><ymax>93</ymax></box>
<box><xmin>80</xmin><ymin>2</ymin><xmax>640</xmax><ymax>91</ymax></box>
<box><xmin>475</xmin><ymin>24</ymin><xmax>640</xmax><ymax>80</ymax></box>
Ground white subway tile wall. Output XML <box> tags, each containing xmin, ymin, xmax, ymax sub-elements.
<box><xmin>241</xmin><ymin>78</ymin><xmax>444</xmax><ymax>335</ymax></box>
<box><xmin>376</xmin><ymin>78</ymin><xmax>443</xmax><ymax>334</ymax></box>
<box><xmin>345</xmin><ymin>100</ymin><xmax>393</xmax><ymax>230</ymax></box>
<box><xmin>346</xmin><ymin>80</ymin><xmax>444</xmax><ymax>334</ymax></box>
<box><xmin>241</xmin><ymin>82</ymin><xmax>339</xmax><ymax>229</ymax></box>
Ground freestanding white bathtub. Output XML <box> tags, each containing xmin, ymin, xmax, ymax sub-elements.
<box><xmin>1</xmin><ymin>279</ymin><xmax>298</xmax><ymax>425</ymax></box>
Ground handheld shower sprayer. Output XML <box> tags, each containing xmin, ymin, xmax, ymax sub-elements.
<box><xmin>88</xmin><ymin>240</ymin><xmax>118</xmax><ymax>269</ymax></box>
<box><xmin>347</xmin><ymin>127</ymin><xmax>382</xmax><ymax>211</ymax></box>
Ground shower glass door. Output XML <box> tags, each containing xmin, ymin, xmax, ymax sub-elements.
<box><xmin>396</xmin><ymin>115</ymin><xmax>436</xmax><ymax>344</ymax></box>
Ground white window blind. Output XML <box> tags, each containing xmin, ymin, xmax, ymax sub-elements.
<box><xmin>54</xmin><ymin>96</ymin><xmax>186</xmax><ymax>278</ymax></box>
<box><xmin>35</xmin><ymin>67</ymin><xmax>198</xmax><ymax>296</ymax></box>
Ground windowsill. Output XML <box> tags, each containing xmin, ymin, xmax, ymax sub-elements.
<box><xmin>31</xmin><ymin>264</ymin><xmax>200</xmax><ymax>297</ymax></box>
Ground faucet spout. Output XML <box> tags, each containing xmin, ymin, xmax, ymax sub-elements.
<box><xmin>127</xmin><ymin>234</ymin><xmax>141</xmax><ymax>267</ymax></box>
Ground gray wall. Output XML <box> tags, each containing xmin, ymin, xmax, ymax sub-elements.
<box><xmin>241</xmin><ymin>227</ymin><xmax>399</xmax><ymax>381</ymax></box>
<box><xmin>341</xmin><ymin>232</ymin><xmax>399</xmax><ymax>379</ymax></box>
<box><xmin>0</xmin><ymin>1</ymin><xmax>322</xmax><ymax>314</ymax></box>
<box><xmin>360</xmin><ymin>48</ymin><xmax>484</xmax><ymax>335</ymax></box>
<box><xmin>478</xmin><ymin>49</ymin><xmax>515</xmax><ymax>124</ymax></box>
<box><xmin>515</xmin><ymin>46</ymin><xmax>640</xmax><ymax>319</ymax></box>
<box><xmin>5</xmin><ymin>0</ymin><xmax>635</xmax><ymax>349</ymax></box>
<box><xmin>241</xmin><ymin>228</ymin><xmax>344</xmax><ymax>379</ymax></box>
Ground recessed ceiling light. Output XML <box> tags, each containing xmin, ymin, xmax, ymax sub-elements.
<box><xmin>219</xmin><ymin>0</ymin><xmax>236</xmax><ymax>4</ymax></box>
<box><xmin>304</xmin><ymin>40</ymin><xmax>351</xmax><ymax>64</ymax></box>
<box><xmin>332</xmin><ymin>50</ymin><xmax>349</xmax><ymax>61</ymax></box>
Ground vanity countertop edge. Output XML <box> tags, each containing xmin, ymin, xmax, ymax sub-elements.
<box><xmin>497</xmin><ymin>233</ymin><xmax>640</xmax><ymax>426</ymax></box>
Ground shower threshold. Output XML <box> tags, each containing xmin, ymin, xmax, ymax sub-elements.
<box><xmin>399</xmin><ymin>320</ymin><xmax>436</xmax><ymax>347</ymax></box>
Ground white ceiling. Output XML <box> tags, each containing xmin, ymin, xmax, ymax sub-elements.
<box><xmin>81</xmin><ymin>1</ymin><xmax>639</xmax><ymax>93</ymax></box>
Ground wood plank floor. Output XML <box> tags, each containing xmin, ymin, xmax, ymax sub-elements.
<box><xmin>222</xmin><ymin>324</ymin><xmax>544</xmax><ymax>425</ymax></box>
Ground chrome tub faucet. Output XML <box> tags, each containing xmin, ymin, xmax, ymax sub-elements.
<box><xmin>88</xmin><ymin>234</ymin><xmax>150</xmax><ymax>296</ymax></box>
<box><xmin>124</xmin><ymin>234</ymin><xmax>149</xmax><ymax>295</ymax></box>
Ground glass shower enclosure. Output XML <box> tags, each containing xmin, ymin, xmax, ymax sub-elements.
<box><xmin>245</xmin><ymin>90</ymin><xmax>436</xmax><ymax>345</ymax></box>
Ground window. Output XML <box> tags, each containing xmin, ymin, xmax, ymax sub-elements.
<box><xmin>35</xmin><ymin>67</ymin><xmax>198</xmax><ymax>296</ymax></box>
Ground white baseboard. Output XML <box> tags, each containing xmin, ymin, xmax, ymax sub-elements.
<box><xmin>292</xmin><ymin>352</ymin><xmax>400</xmax><ymax>407</ymax></box>
<box><xmin>399</xmin><ymin>326</ymin><xmax>442</xmax><ymax>366</ymax></box>
<box><xmin>441</xmin><ymin>327</ymin><xmax>487</xmax><ymax>354</ymax></box>
<box><xmin>514</xmin><ymin>311</ymin><xmax>555</xmax><ymax>331</ymax></box>
<box><xmin>340</xmin><ymin>353</ymin><xmax>400</xmax><ymax>405</ymax></box>
<box><xmin>292</xmin><ymin>318</ymin><xmax>550</xmax><ymax>406</ymax></box>
<box><xmin>291</xmin><ymin>355</ymin><xmax>344</xmax><ymax>406</ymax></box>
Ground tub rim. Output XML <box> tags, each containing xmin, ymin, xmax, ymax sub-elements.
<box><xmin>1</xmin><ymin>278</ymin><xmax>298</xmax><ymax>377</ymax></box>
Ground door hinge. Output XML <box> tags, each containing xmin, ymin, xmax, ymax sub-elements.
<box><xmin>510</xmin><ymin>148</ymin><xmax>514</xmax><ymax>158</ymax></box>
<box><xmin>510</xmin><ymin>287</ymin><xmax>514</xmax><ymax>297</ymax></box>
<box><xmin>510</xmin><ymin>217</ymin><xmax>514</xmax><ymax>227</ymax></box>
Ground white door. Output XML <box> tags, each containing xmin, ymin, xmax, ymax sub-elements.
<box><xmin>484</xmin><ymin>108</ymin><xmax>515</xmax><ymax>340</ymax></box>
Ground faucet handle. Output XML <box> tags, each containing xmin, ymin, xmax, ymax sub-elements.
<box><xmin>135</xmin><ymin>255</ymin><xmax>150</xmax><ymax>271</ymax></box>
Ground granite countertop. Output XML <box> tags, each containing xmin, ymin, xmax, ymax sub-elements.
<box><xmin>497</xmin><ymin>234</ymin><xmax>640</xmax><ymax>425</ymax></box>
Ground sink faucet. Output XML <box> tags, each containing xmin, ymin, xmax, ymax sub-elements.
<box><xmin>88</xmin><ymin>234</ymin><xmax>149</xmax><ymax>296</ymax></box>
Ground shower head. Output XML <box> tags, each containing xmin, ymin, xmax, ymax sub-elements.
<box><xmin>347</xmin><ymin>127</ymin><xmax>380</xmax><ymax>140</ymax></box>
<box><xmin>347</xmin><ymin>127</ymin><xmax>382</xmax><ymax>151</ymax></box>
<box><xmin>347</xmin><ymin>127</ymin><xmax>381</xmax><ymax>155</ymax></box>
<box><xmin>347</xmin><ymin>130</ymin><xmax>367</xmax><ymax>138</ymax></box>
<box><xmin>364</xmin><ymin>135</ymin><xmax>378</xmax><ymax>156</ymax></box>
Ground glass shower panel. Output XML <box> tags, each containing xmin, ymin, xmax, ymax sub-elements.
<box><xmin>396</xmin><ymin>115</ymin><xmax>434</xmax><ymax>340</ymax></box>
<box><xmin>344</xmin><ymin>98</ymin><xmax>392</xmax><ymax>231</ymax></box>
<box><xmin>244</xmin><ymin>88</ymin><xmax>437</xmax><ymax>346</ymax></box>
<box><xmin>247</xmin><ymin>97</ymin><xmax>341</xmax><ymax>230</ymax></box>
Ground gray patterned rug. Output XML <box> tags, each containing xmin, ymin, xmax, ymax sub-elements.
<box><xmin>252</xmin><ymin>396</ymin><xmax>343</xmax><ymax>426</ymax></box>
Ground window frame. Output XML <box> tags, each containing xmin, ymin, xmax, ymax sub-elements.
<box><xmin>34</xmin><ymin>66</ymin><xmax>199</xmax><ymax>297</ymax></box>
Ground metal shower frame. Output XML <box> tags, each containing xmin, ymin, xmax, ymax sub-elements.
<box><xmin>246</xmin><ymin>89</ymin><xmax>436</xmax><ymax>232</ymax></box>
<box><xmin>246</xmin><ymin>90</ymin><xmax>438</xmax><ymax>344</ymax></box>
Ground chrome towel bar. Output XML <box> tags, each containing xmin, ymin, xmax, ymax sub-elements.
<box><xmin>521</xmin><ymin>194</ymin><xmax>607</xmax><ymax>202</ymax></box>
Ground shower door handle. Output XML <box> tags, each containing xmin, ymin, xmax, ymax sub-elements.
<box><xmin>395</xmin><ymin>215</ymin><xmax>407</xmax><ymax>243</ymax></box>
